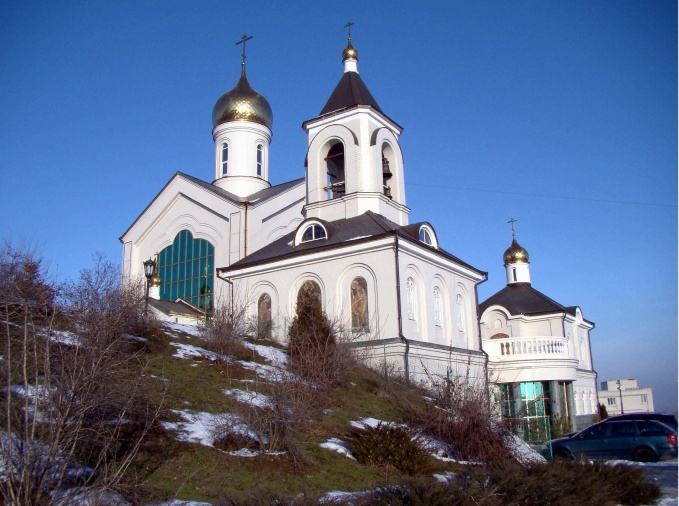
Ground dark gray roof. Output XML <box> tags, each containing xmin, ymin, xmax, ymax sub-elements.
<box><xmin>179</xmin><ymin>172</ymin><xmax>304</xmax><ymax>204</ymax></box>
<box><xmin>149</xmin><ymin>298</ymin><xmax>204</xmax><ymax>318</ymax></box>
<box><xmin>120</xmin><ymin>172</ymin><xmax>304</xmax><ymax>241</ymax></box>
<box><xmin>478</xmin><ymin>283</ymin><xmax>593</xmax><ymax>325</ymax></box>
<box><xmin>319</xmin><ymin>71</ymin><xmax>383</xmax><ymax>116</ymax></box>
<box><xmin>219</xmin><ymin>210</ymin><xmax>484</xmax><ymax>276</ymax></box>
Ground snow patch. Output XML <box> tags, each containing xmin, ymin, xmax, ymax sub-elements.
<box><xmin>242</xmin><ymin>341</ymin><xmax>288</xmax><ymax>364</ymax></box>
<box><xmin>163</xmin><ymin>322</ymin><xmax>204</xmax><ymax>338</ymax></box>
<box><xmin>433</xmin><ymin>471</ymin><xmax>456</xmax><ymax>483</ymax></box>
<box><xmin>161</xmin><ymin>409</ymin><xmax>265</xmax><ymax>454</ymax></box>
<box><xmin>169</xmin><ymin>342</ymin><xmax>219</xmax><ymax>361</ymax></box>
<box><xmin>223</xmin><ymin>389</ymin><xmax>273</xmax><ymax>408</ymax></box>
<box><xmin>320</xmin><ymin>438</ymin><xmax>355</xmax><ymax>460</ymax></box>
<box><xmin>48</xmin><ymin>329</ymin><xmax>82</xmax><ymax>347</ymax></box>
<box><xmin>506</xmin><ymin>434</ymin><xmax>547</xmax><ymax>464</ymax></box>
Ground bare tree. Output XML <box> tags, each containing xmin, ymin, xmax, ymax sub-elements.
<box><xmin>0</xmin><ymin>246</ymin><xmax>163</xmax><ymax>504</ymax></box>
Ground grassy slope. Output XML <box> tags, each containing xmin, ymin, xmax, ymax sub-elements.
<box><xmin>131</xmin><ymin>324</ymin><xmax>462</xmax><ymax>504</ymax></box>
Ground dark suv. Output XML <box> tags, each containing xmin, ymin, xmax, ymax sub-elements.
<box><xmin>605</xmin><ymin>412</ymin><xmax>677</xmax><ymax>431</ymax></box>
<box><xmin>549</xmin><ymin>418</ymin><xmax>677</xmax><ymax>462</ymax></box>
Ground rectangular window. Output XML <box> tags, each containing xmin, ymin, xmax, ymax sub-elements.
<box><xmin>641</xmin><ymin>394</ymin><xmax>647</xmax><ymax>403</ymax></box>
<box><xmin>257</xmin><ymin>145</ymin><xmax>263</xmax><ymax>176</ymax></box>
<box><xmin>607</xmin><ymin>397</ymin><xmax>616</xmax><ymax>405</ymax></box>
<box><xmin>222</xmin><ymin>144</ymin><xmax>228</xmax><ymax>175</ymax></box>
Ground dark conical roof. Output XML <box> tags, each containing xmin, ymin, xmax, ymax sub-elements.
<box><xmin>319</xmin><ymin>71</ymin><xmax>382</xmax><ymax>116</ymax></box>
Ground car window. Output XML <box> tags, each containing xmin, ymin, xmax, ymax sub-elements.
<box><xmin>637</xmin><ymin>421</ymin><xmax>665</xmax><ymax>436</ymax></box>
<box><xmin>609</xmin><ymin>421</ymin><xmax>637</xmax><ymax>438</ymax></box>
<box><xmin>581</xmin><ymin>424</ymin><xmax>606</xmax><ymax>439</ymax></box>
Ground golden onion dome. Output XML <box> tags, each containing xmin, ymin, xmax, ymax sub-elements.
<box><xmin>149</xmin><ymin>271</ymin><xmax>161</xmax><ymax>288</ymax></box>
<box><xmin>342</xmin><ymin>40</ymin><xmax>358</xmax><ymax>61</ymax></box>
<box><xmin>503</xmin><ymin>239</ymin><xmax>530</xmax><ymax>266</ymax></box>
<box><xmin>212</xmin><ymin>69</ymin><xmax>273</xmax><ymax>130</ymax></box>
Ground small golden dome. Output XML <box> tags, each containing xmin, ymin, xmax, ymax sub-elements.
<box><xmin>503</xmin><ymin>239</ymin><xmax>529</xmax><ymax>266</ymax></box>
<box><xmin>150</xmin><ymin>272</ymin><xmax>161</xmax><ymax>288</ymax></box>
<box><xmin>212</xmin><ymin>69</ymin><xmax>273</xmax><ymax>130</ymax></box>
<box><xmin>342</xmin><ymin>40</ymin><xmax>358</xmax><ymax>61</ymax></box>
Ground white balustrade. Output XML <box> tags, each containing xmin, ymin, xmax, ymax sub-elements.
<box><xmin>486</xmin><ymin>336</ymin><xmax>569</xmax><ymax>359</ymax></box>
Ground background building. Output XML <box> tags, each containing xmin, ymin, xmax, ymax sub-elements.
<box><xmin>599</xmin><ymin>379</ymin><xmax>655</xmax><ymax>415</ymax></box>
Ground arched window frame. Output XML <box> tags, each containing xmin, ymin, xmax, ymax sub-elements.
<box><xmin>257</xmin><ymin>293</ymin><xmax>272</xmax><ymax>339</ymax></box>
<box><xmin>406</xmin><ymin>276</ymin><xmax>417</xmax><ymax>321</ymax></box>
<box><xmin>256</xmin><ymin>144</ymin><xmax>263</xmax><ymax>177</ymax></box>
<box><xmin>418</xmin><ymin>224</ymin><xmax>439</xmax><ymax>249</ymax></box>
<box><xmin>324</xmin><ymin>141</ymin><xmax>346</xmax><ymax>200</ymax></box>
<box><xmin>221</xmin><ymin>143</ymin><xmax>229</xmax><ymax>176</ymax></box>
<box><xmin>293</xmin><ymin>220</ymin><xmax>328</xmax><ymax>246</ymax></box>
<box><xmin>433</xmin><ymin>286</ymin><xmax>443</xmax><ymax>327</ymax></box>
<box><xmin>350</xmin><ymin>276</ymin><xmax>370</xmax><ymax>332</ymax></box>
<box><xmin>157</xmin><ymin>230</ymin><xmax>214</xmax><ymax>310</ymax></box>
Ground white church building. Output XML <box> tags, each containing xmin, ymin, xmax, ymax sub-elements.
<box><xmin>478</xmin><ymin>231</ymin><xmax>598</xmax><ymax>437</ymax></box>
<box><xmin>120</xmin><ymin>33</ymin><xmax>597</xmax><ymax>435</ymax></box>
<box><xmin>120</xmin><ymin>34</ymin><xmax>488</xmax><ymax>385</ymax></box>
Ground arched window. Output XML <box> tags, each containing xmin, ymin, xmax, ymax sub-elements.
<box><xmin>325</xmin><ymin>143</ymin><xmax>345</xmax><ymax>200</ymax></box>
<box><xmin>221</xmin><ymin>143</ymin><xmax>229</xmax><ymax>176</ymax></box>
<box><xmin>490</xmin><ymin>333</ymin><xmax>509</xmax><ymax>339</ymax></box>
<box><xmin>351</xmin><ymin>277</ymin><xmax>369</xmax><ymax>332</ymax></box>
<box><xmin>256</xmin><ymin>144</ymin><xmax>263</xmax><ymax>177</ymax></box>
<box><xmin>297</xmin><ymin>280</ymin><xmax>321</xmax><ymax>307</ymax></box>
<box><xmin>406</xmin><ymin>277</ymin><xmax>416</xmax><ymax>320</ymax></box>
<box><xmin>456</xmin><ymin>293</ymin><xmax>466</xmax><ymax>333</ymax></box>
<box><xmin>433</xmin><ymin>286</ymin><xmax>442</xmax><ymax>327</ymax></box>
<box><xmin>301</xmin><ymin>224</ymin><xmax>326</xmax><ymax>242</ymax></box>
<box><xmin>257</xmin><ymin>293</ymin><xmax>272</xmax><ymax>340</ymax></box>
<box><xmin>158</xmin><ymin>230</ymin><xmax>214</xmax><ymax>309</ymax></box>
<box><xmin>419</xmin><ymin>228</ymin><xmax>432</xmax><ymax>245</ymax></box>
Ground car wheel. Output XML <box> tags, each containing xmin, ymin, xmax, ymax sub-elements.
<box><xmin>553</xmin><ymin>448</ymin><xmax>573</xmax><ymax>461</ymax></box>
<box><xmin>632</xmin><ymin>447</ymin><xmax>657</xmax><ymax>463</ymax></box>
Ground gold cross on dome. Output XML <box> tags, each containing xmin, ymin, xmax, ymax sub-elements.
<box><xmin>235</xmin><ymin>34</ymin><xmax>253</xmax><ymax>66</ymax></box>
<box><xmin>508</xmin><ymin>218</ymin><xmax>517</xmax><ymax>239</ymax></box>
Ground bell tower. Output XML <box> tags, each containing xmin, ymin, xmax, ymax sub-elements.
<box><xmin>212</xmin><ymin>35</ymin><xmax>273</xmax><ymax>197</ymax></box>
<box><xmin>302</xmin><ymin>26</ymin><xmax>410</xmax><ymax>225</ymax></box>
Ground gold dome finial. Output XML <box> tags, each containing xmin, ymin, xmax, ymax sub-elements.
<box><xmin>342</xmin><ymin>21</ymin><xmax>358</xmax><ymax>61</ymax></box>
<box><xmin>212</xmin><ymin>34</ymin><xmax>273</xmax><ymax>129</ymax></box>
<box><xmin>503</xmin><ymin>218</ymin><xmax>530</xmax><ymax>265</ymax></box>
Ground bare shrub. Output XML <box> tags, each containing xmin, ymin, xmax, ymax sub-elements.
<box><xmin>222</xmin><ymin>372</ymin><xmax>318</xmax><ymax>470</ymax></box>
<box><xmin>203</xmin><ymin>294</ymin><xmax>251</xmax><ymax>364</ymax></box>
<box><xmin>343</xmin><ymin>422</ymin><xmax>431</xmax><ymax>475</ymax></box>
<box><xmin>415</xmin><ymin>374</ymin><xmax>515</xmax><ymax>468</ymax></box>
<box><xmin>60</xmin><ymin>253</ymin><xmax>152</xmax><ymax>347</ymax></box>
<box><xmin>0</xmin><ymin>246</ymin><xmax>163</xmax><ymax>504</ymax></box>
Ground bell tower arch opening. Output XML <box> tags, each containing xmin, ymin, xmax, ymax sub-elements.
<box><xmin>381</xmin><ymin>142</ymin><xmax>396</xmax><ymax>199</ymax></box>
<box><xmin>324</xmin><ymin>142</ymin><xmax>345</xmax><ymax>200</ymax></box>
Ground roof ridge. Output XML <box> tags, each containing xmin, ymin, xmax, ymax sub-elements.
<box><xmin>363</xmin><ymin>210</ymin><xmax>397</xmax><ymax>232</ymax></box>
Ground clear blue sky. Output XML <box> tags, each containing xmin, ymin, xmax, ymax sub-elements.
<box><xmin>1</xmin><ymin>2</ymin><xmax>676</xmax><ymax>412</ymax></box>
